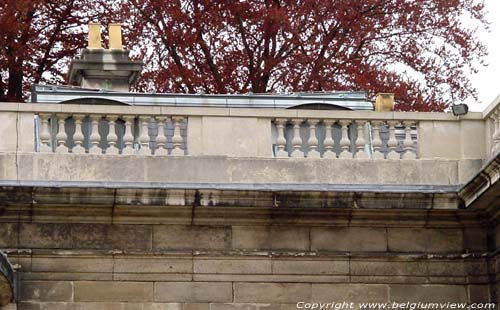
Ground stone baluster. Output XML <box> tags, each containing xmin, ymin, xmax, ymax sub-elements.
<box><xmin>371</xmin><ymin>121</ymin><xmax>384</xmax><ymax>159</ymax></box>
<box><xmin>55</xmin><ymin>114</ymin><xmax>68</xmax><ymax>153</ymax></box>
<box><xmin>386</xmin><ymin>120</ymin><xmax>400</xmax><ymax>159</ymax></box>
<box><xmin>275</xmin><ymin>118</ymin><xmax>288</xmax><ymax>157</ymax></box>
<box><xmin>171</xmin><ymin>116</ymin><xmax>185</xmax><ymax>156</ymax></box>
<box><xmin>402</xmin><ymin>121</ymin><xmax>416</xmax><ymax>159</ymax></box>
<box><xmin>106</xmin><ymin>115</ymin><xmax>119</xmax><ymax>155</ymax></box>
<box><xmin>155</xmin><ymin>116</ymin><xmax>168</xmax><ymax>156</ymax></box>
<box><xmin>290</xmin><ymin>119</ymin><xmax>304</xmax><ymax>158</ymax></box>
<box><xmin>492</xmin><ymin>111</ymin><xmax>500</xmax><ymax>154</ymax></box>
<box><xmin>138</xmin><ymin>116</ymin><xmax>151</xmax><ymax>155</ymax></box>
<box><xmin>89</xmin><ymin>115</ymin><xmax>102</xmax><ymax>154</ymax></box>
<box><xmin>72</xmin><ymin>114</ymin><xmax>86</xmax><ymax>154</ymax></box>
<box><xmin>122</xmin><ymin>116</ymin><xmax>135</xmax><ymax>155</ymax></box>
<box><xmin>354</xmin><ymin>120</ymin><xmax>368</xmax><ymax>159</ymax></box>
<box><xmin>338</xmin><ymin>120</ymin><xmax>352</xmax><ymax>159</ymax></box>
<box><xmin>39</xmin><ymin>113</ymin><xmax>52</xmax><ymax>152</ymax></box>
<box><xmin>323</xmin><ymin>120</ymin><xmax>336</xmax><ymax>158</ymax></box>
<box><xmin>307</xmin><ymin>119</ymin><xmax>320</xmax><ymax>158</ymax></box>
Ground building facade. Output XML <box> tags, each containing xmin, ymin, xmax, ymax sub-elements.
<box><xmin>0</xmin><ymin>24</ymin><xmax>499</xmax><ymax>309</ymax></box>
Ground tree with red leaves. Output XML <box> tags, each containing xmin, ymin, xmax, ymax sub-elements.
<box><xmin>1</xmin><ymin>1</ymin><xmax>488</xmax><ymax>111</ymax></box>
<box><xmin>0</xmin><ymin>0</ymin><xmax>103</xmax><ymax>102</ymax></box>
<box><xmin>122</xmin><ymin>0</ymin><xmax>487</xmax><ymax>111</ymax></box>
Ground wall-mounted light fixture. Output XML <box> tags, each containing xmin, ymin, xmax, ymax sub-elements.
<box><xmin>452</xmin><ymin>103</ymin><xmax>469</xmax><ymax>116</ymax></box>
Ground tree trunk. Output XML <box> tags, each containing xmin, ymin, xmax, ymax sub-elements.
<box><xmin>7</xmin><ymin>67</ymin><xmax>24</xmax><ymax>102</ymax></box>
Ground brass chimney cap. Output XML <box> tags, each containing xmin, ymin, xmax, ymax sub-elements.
<box><xmin>87</xmin><ymin>23</ymin><xmax>123</xmax><ymax>50</ymax></box>
<box><xmin>88</xmin><ymin>23</ymin><xmax>102</xmax><ymax>49</ymax></box>
<box><xmin>374</xmin><ymin>93</ymin><xmax>394</xmax><ymax>112</ymax></box>
<box><xmin>108</xmin><ymin>23</ymin><xmax>123</xmax><ymax>50</ymax></box>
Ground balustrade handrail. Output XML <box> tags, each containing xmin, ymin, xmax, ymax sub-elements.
<box><xmin>0</xmin><ymin>102</ymin><xmax>487</xmax><ymax>121</ymax></box>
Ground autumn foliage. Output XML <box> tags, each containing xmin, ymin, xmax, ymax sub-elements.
<box><xmin>1</xmin><ymin>0</ymin><xmax>488</xmax><ymax>111</ymax></box>
<box><xmin>0</xmin><ymin>0</ymin><xmax>106</xmax><ymax>102</ymax></box>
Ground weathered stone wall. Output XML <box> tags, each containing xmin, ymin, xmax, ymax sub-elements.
<box><xmin>1</xmin><ymin>202</ymin><xmax>496</xmax><ymax>309</ymax></box>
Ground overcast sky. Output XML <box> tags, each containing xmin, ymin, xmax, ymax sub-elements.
<box><xmin>466</xmin><ymin>0</ymin><xmax>500</xmax><ymax>111</ymax></box>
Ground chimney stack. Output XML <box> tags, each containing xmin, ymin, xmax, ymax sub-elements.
<box><xmin>88</xmin><ymin>23</ymin><xmax>102</xmax><ymax>49</ymax></box>
<box><xmin>374</xmin><ymin>93</ymin><xmax>395</xmax><ymax>112</ymax></box>
<box><xmin>108</xmin><ymin>23</ymin><xmax>123</xmax><ymax>49</ymax></box>
<box><xmin>68</xmin><ymin>23</ymin><xmax>143</xmax><ymax>91</ymax></box>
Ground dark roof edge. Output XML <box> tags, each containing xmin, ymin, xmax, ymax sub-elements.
<box><xmin>0</xmin><ymin>180</ymin><xmax>458</xmax><ymax>193</ymax></box>
<box><xmin>458</xmin><ymin>152</ymin><xmax>500</xmax><ymax>210</ymax></box>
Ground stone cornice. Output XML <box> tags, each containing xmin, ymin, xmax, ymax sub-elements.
<box><xmin>458</xmin><ymin>154</ymin><xmax>500</xmax><ymax>222</ymax></box>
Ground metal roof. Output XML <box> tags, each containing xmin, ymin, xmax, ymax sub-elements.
<box><xmin>30</xmin><ymin>84</ymin><xmax>374</xmax><ymax>110</ymax></box>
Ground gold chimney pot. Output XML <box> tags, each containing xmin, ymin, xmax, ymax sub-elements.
<box><xmin>374</xmin><ymin>93</ymin><xmax>395</xmax><ymax>112</ymax></box>
<box><xmin>109</xmin><ymin>23</ymin><xmax>123</xmax><ymax>49</ymax></box>
<box><xmin>88</xmin><ymin>23</ymin><xmax>102</xmax><ymax>49</ymax></box>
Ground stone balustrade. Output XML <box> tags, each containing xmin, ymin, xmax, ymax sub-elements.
<box><xmin>37</xmin><ymin>113</ymin><xmax>187</xmax><ymax>156</ymax></box>
<box><xmin>0</xmin><ymin>102</ymin><xmax>496</xmax><ymax>162</ymax></box>
<box><xmin>485</xmin><ymin>98</ymin><xmax>500</xmax><ymax>157</ymax></box>
<box><xmin>272</xmin><ymin>118</ymin><xmax>417</xmax><ymax>159</ymax></box>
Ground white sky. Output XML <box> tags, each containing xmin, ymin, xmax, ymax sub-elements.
<box><xmin>466</xmin><ymin>0</ymin><xmax>500</xmax><ymax>111</ymax></box>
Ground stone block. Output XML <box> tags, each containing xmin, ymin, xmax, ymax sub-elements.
<box><xmin>312</xmin><ymin>284</ymin><xmax>388</xmax><ymax>303</ymax></box>
<box><xmin>71</xmin><ymin>224</ymin><xmax>152</xmax><ymax>250</ymax></box>
<box><xmin>182</xmin><ymin>303</ymin><xmax>210</xmax><ymax>310</ymax></box>
<box><xmin>114</xmin><ymin>258</ymin><xmax>192</xmax><ymax>274</ymax></box>
<box><xmin>8</xmin><ymin>255</ymin><xmax>32</xmax><ymax>272</ymax></box>
<box><xmin>194</xmin><ymin>259</ymin><xmax>271</xmax><ymax>274</ymax></box>
<box><xmin>74</xmin><ymin>281</ymin><xmax>153</xmax><ymax>302</ymax></box>
<box><xmin>233</xmin><ymin>283</ymin><xmax>311</xmax><ymax>303</ymax></box>
<box><xmin>200</xmin><ymin>117</ymin><xmax>266</xmax><ymax>157</ymax></box>
<box><xmin>463</xmin><ymin>227</ymin><xmax>487</xmax><ymax>252</ymax></box>
<box><xmin>229</xmin><ymin>159</ymin><xmax>318</xmax><ymax>184</ymax></box>
<box><xmin>427</xmin><ymin>229</ymin><xmax>464</xmax><ymax>253</ymax></box>
<box><xmin>495</xmin><ymin>223</ymin><xmax>500</xmax><ymax>250</ymax></box>
<box><xmin>419</xmin><ymin>160</ymin><xmax>458</xmax><ymax>184</ymax></box>
<box><xmin>0</xmin><ymin>223</ymin><xmax>18</xmax><ymax>247</ymax></box>
<box><xmin>351</xmin><ymin>261</ymin><xmax>427</xmax><ymax>276</ymax></box>
<box><xmin>153</xmin><ymin>225</ymin><xmax>231</xmax><ymax>250</ymax></box>
<box><xmin>154</xmin><ymin>282</ymin><xmax>232</xmax><ymax>302</ymax></box>
<box><xmin>458</xmin><ymin>159</ymin><xmax>484</xmax><ymax>184</ymax></box>
<box><xmin>19</xmin><ymin>223</ymin><xmax>72</xmax><ymax>249</ymax></box>
<box><xmin>311</xmin><ymin>227</ymin><xmax>386</xmax><ymax>252</ymax></box>
<box><xmin>418</xmin><ymin>121</ymin><xmax>461</xmax><ymax>159</ymax></box>
<box><xmin>32</xmin><ymin>257</ymin><xmax>113</xmax><ymax>273</ymax></box>
<box><xmin>468</xmin><ymin>285</ymin><xmax>491</xmax><ymax>302</ymax></box>
<box><xmin>20</xmin><ymin>281</ymin><xmax>73</xmax><ymax>302</ymax></box>
<box><xmin>113</xmin><ymin>273</ymin><xmax>191</xmax><ymax>282</ymax></box>
<box><xmin>350</xmin><ymin>275</ymin><xmax>426</xmax><ymax>284</ymax></box>
<box><xmin>231</xmin><ymin>226</ymin><xmax>309</xmax><ymax>251</ymax></box>
<box><xmin>144</xmin><ymin>304</ymin><xmax>183</xmax><ymax>310</ymax></box>
<box><xmin>17</xmin><ymin>303</ymin><xmax>41</xmax><ymax>310</ymax></box>
<box><xmin>210</xmin><ymin>304</ymin><xmax>280</xmax><ymax>310</ymax></box>
<box><xmin>0</xmin><ymin>154</ymin><xmax>18</xmax><ymax>180</ymax></box>
<box><xmin>389</xmin><ymin>284</ymin><xmax>467</xmax><ymax>302</ymax></box>
<box><xmin>427</xmin><ymin>261</ymin><xmax>465</xmax><ymax>276</ymax></box>
<box><xmin>459</xmin><ymin>120</ymin><xmax>486</xmax><ymax>159</ymax></box>
<box><xmin>27</xmin><ymin>302</ymin><xmax>152</xmax><ymax>310</ymax></box>
<box><xmin>17</xmin><ymin>112</ymin><xmax>36</xmax><ymax>153</ymax></box>
<box><xmin>21</xmin><ymin>272</ymin><xmax>112</xmax><ymax>281</ymax></box>
<box><xmin>464</xmin><ymin>260</ymin><xmax>488</xmax><ymax>276</ymax></box>
<box><xmin>193</xmin><ymin>274</ymin><xmax>348</xmax><ymax>283</ymax></box>
<box><xmin>0</xmin><ymin>112</ymin><xmax>19</xmax><ymax>152</ymax></box>
<box><xmin>272</xmin><ymin>260</ymin><xmax>349</xmax><ymax>275</ymax></box>
<box><xmin>387</xmin><ymin>228</ymin><xmax>463</xmax><ymax>253</ymax></box>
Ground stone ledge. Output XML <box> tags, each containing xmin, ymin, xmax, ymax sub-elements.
<box><xmin>0</xmin><ymin>153</ymin><xmax>481</xmax><ymax>186</ymax></box>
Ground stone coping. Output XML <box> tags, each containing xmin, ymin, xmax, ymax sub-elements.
<box><xmin>0</xmin><ymin>102</ymin><xmax>485</xmax><ymax>120</ymax></box>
